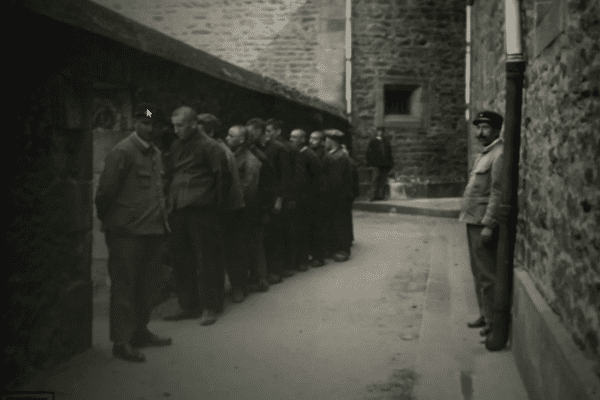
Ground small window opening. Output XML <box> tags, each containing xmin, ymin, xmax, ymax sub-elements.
<box><xmin>384</xmin><ymin>85</ymin><xmax>416</xmax><ymax>115</ymax></box>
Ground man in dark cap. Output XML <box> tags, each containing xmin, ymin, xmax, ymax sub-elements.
<box><xmin>321</xmin><ymin>129</ymin><xmax>354</xmax><ymax>262</ymax></box>
<box><xmin>366</xmin><ymin>127</ymin><xmax>394</xmax><ymax>201</ymax></box>
<box><xmin>95</xmin><ymin>103</ymin><xmax>173</xmax><ymax>362</ymax></box>
<box><xmin>459</xmin><ymin>110</ymin><xmax>504</xmax><ymax>341</ymax></box>
<box><xmin>164</xmin><ymin>106</ymin><xmax>232</xmax><ymax>326</ymax></box>
<box><xmin>198</xmin><ymin>114</ymin><xmax>248</xmax><ymax>304</ymax></box>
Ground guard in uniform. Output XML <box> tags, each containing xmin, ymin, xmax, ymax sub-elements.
<box><xmin>459</xmin><ymin>110</ymin><xmax>504</xmax><ymax>338</ymax></box>
<box><xmin>95</xmin><ymin>103</ymin><xmax>173</xmax><ymax>362</ymax></box>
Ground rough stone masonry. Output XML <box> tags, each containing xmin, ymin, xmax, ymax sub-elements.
<box><xmin>470</xmin><ymin>0</ymin><xmax>599</xmax><ymax>365</ymax></box>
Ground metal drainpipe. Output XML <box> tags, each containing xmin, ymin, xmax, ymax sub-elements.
<box><xmin>345</xmin><ymin>0</ymin><xmax>352</xmax><ymax>120</ymax></box>
<box><xmin>486</xmin><ymin>0</ymin><xmax>526</xmax><ymax>351</ymax></box>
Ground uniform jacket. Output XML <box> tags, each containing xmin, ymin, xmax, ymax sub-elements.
<box><xmin>167</xmin><ymin>131</ymin><xmax>231</xmax><ymax>212</ymax></box>
<box><xmin>95</xmin><ymin>132</ymin><xmax>169</xmax><ymax>236</ymax></box>
<box><xmin>291</xmin><ymin>146</ymin><xmax>321</xmax><ymax>202</ymax></box>
<box><xmin>366</xmin><ymin>137</ymin><xmax>394</xmax><ymax>168</ymax></box>
<box><xmin>217</xmin><ymin>140</ymin><xmax>245</xmax><ymax>211</ymax></box>
<box><xmin>459</xmin><ymin>138</ymin><xmax>504</xmax><ymax>228</ymax></box>
<box><xmin>234</xmin><ymin>146</ymin><xmax>262</xmax><ymax>220</ymax></box>
<box><xmin>321</xmin><ymin>147</ymin><xmax>354</xmax><ymax>201</ymax></box>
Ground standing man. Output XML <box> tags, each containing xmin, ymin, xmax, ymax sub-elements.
<box><xmin>197</xmin><ymin>114</ymin><xmax>248</xmax><ymax>304</ymax></box>
<box><xmin>366</xmin><ymin>127</ymin><xmax>394</xmax><ymax>201</ymax></box>
<box><xmin>308</xmin><ymin>130</ymin><xmax>328</xmax><ymax>267</ymax></box>
<box><xmin>164</xmin><ymin>106</ymin><xmax>231</xmax><ymax>326</ymax></box>
<box><xmin>265</xmin><ymin>119</ymin><xmax>297</xmax><ymax>275</ymax></box>
<box><xmin>260</xmin><ymin>119</ymin><xmax>293</xmax><ymax>282</ymax></box>
<box><xmin>246</xmin><ymin>118</ymin><xmax>279</xmax><ymax>285</ymax></box>
<box><xmin>321</xmin><ymin>129</ymin><xmax>354</xmax><ymax>262</ymax></box>
<box><xmin>289</xmin><ymin>129</ymin><xmax>321</xmax><ymax>271</ymax></box>
<box><xmin>226</xmin><ymin>125</ymin><xmax>270</xmax><ymax>292</ymax></box>
<box><xmin>459</xmin><ymin>111</ymin><xmax>504</xmax><ymax>339</ymax></box>
<box><xmin>95</xmin><ymin>103</ymin><xmax>173</xmax><ymax>363</ymax></box>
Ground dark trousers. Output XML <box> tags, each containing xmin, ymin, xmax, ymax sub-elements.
<box><xmin>292</xmin><ymin>200</ymin><xmax>313</xmax><ymax>267</ymax></box>
<box><xmin>248</xmin><ymin>221</ymin><xmax>269</xmax><ymax>284</ymax></box>
<box><xmin>371</xmin><ymin>167</ymin><xmax>391</xmax><ymax>199</ymax></box>
<box><xmin>466</xmin><ymin>224</ymin><xmax>498</xmax><ymax>324</ymax></box>
<box><xmin>105</xmin><ymin>233</ymin><xmax>165</xmax><ymax>343</ymax></box>
<box><xmin>316</xmin><ymin>199</ymin><xmax>333</xmax><ymax>258</ymax></box>
<box><xmin>329</xmin><ymin>199</ymin><xmax>353</xmax><ymax>255</ymax></box>
<box><xmin>309</xmin><ymin>200</ymin><xmax>327</xmax><ymax>262</ymax></box>
<box><xmin>170</xmin><ymin>207</ymin><xmax>223</xmax><ymax>313</ymax></box>
<box><xmin>265</xmin><ymin>210</ymin><xmax>286</xmax><ymax>275</ymax></box>
<box><xmin>220</xmin><ymin>209</ymin><xmax>250</xmax><ymax>293</ymax></box>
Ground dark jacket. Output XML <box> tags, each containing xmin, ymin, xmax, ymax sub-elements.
<box><xmin>291</xmin><ymin>146</ymin><xmax>321</xmax><ymax>202</ymax></box>
<box><xmin>274</xmin><ymin>136</ymin><xmax>297</xmax><ymax>201</ymax></box>
<box><xmin>234</xmin><ymin>146</ymin><xmax>262</xmax><ymax>221</ymax></box>
<box><xmin>95</xmin><ymin>132</ymin><xmax>169</xmax><ymax>235</ymax></box>
<box><xmin>260</xmin><ymin>139</ymin><xmax>292</xmax><ymax>203</ymax></box>
<box><xmin>321</xmin><ymin>147</ymin><xmax>354</xmax><ymax>201</ymax></box>
<box><xmin>217</xmin><ymin>140</ymin><xmax>245</xmax><ymax>212</ymax></box>
<box><xmin>249</xmin><ymin>144</ymin><xmax>276</xmax><ymax>215</ymax></box>
<box><xmin>167</xmin><ymin>131</ymin><xmax>231</xmax><ymax>212</ymax></box>
<box><xmin>366</xmin><ymin>137</ymin><xmax>394</xmax><ymax>168</ymax></box>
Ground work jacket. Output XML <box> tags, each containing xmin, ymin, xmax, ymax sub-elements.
<box><xmin>459</xmin><ymin>138</ymin><xmax>504</xmax><ymax>229</ymax></box>
<box><xmin>95</xmin><ymin>132</ymin><xmax>169</xmax><ymax>235</ymax></box>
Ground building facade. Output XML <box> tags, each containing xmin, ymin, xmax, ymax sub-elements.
<box><xmin>469</xmin><ymin>0</ymin><xmax>599</xmax><ymax>398</ymax></box>
<box><xmin>351</xmin><ymin>0</ymin><xmax>468</xmax><ymax>196</ymax></box>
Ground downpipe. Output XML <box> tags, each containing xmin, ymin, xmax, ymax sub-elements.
<box><xmin>486</xmin><ymin>0</ymin><xmax>525</xmax><ymax>351</ymax></box>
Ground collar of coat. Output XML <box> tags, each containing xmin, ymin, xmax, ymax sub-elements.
<box><xmin>482</xmin><ymin>137</ymin><xmax>503</xmax><ymax>154</ymax></box>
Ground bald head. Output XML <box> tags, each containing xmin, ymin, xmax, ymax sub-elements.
<box><xmin>290</xmin><ymin>129</ymin><xmax>307</xmax><ymax>149</ymax></box>
<box><xmin>171</xmin><ymin>106</ymin><xmax>198</xmax><ymax>140</ymax></box>
<box><xmin>309</xmin><ymin>130</ymin><xmax>324</xmax><ymax>149</ymax></box>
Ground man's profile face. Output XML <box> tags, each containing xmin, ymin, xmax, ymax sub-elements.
<box><xmin>226</xmin><ymin>127</ymin><xmax>244</xmax><ymax>150</ymax></box>
<box><xmin>135</xmin><ymin>118</ymin><xmax>162</xmax><ymax>143</ymax></box>
<box><xmin>309</xmin><ymin>132</ymin><xmax>323</xmax><ymax>149</ymax></box>
<box><xmin>475</xmin><ymin>122</ymin><xmax>499</xmax><ymax>147</ymax></box>
<box><xmin>246</xmin><ymin>124</ymin><xmax>262</xmax><ymax>145</ymax></box>
<box><xmin>265</xmin><ymin>125</ymin><xmax>279</xmax><ymax>141</ymax></box>
<box><xmin>172</xmin><ymin>114</ymin><xmax>197</xmax><ymax>140</ymax></box>
<box><xmin>289</xmin><ymin>131</ymin><xmax>305</xmax><ymax>149</ymax></box>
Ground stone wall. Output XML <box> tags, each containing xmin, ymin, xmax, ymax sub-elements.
<box><xmin>470</xmin><ymin>0</ymin><xmax>599</xmax><ymax>371</ymax></box>
<box><xmin>7</xmin><ymin>3</ymin><xmax>348</xmax><ymax>389</ymax></box>
<box><xmin>91</xmin><ymin>0</ymin><xmax>347</xmax><ymax>108</ymax></box>
<box><xmin>351</xmin><ymin>0</ymin><xmax>468</xmax><ymax>185</ymax></box>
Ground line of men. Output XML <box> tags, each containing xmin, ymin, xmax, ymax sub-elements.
<box><xmin>95</xmin><ymin>103</ymin><xmax>359</xmax><ymax>362</ymax></box>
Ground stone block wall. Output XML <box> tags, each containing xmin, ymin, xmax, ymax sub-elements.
<box><xmin>91</xmin><ymin>0</ymin><xmax>347</xmax><ymax>108</ymax></box>
<box><xmin>351</xmin><ymin>0</ymin><xmax>468</xmax><ymax>184</ymax></box>
<box><xmin>470</xmin><ymin>0</ymin><xmax>599</xmax><ymax>374</ymax></box>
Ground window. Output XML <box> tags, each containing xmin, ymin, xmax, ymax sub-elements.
<box><xmin>384</xmin><ymin>85</ymin><xmax>417</xmax><ymax>115</ymax></box>
<box><xmin>533</xmin><ymin>0</ymin><xmax>566</xmax><ymax>58</ymax></box>
<box><xmin>375</xmin><ymin>79</ymin><xmax>429</xmax><ymax>129</ymax></box>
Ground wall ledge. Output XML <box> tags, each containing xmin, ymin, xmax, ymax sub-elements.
<box><xmin>512</xmin><ymin>268</ymin><xmax>599</xmax><ymax>400</ymax></box>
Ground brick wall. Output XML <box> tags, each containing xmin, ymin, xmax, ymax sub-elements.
<box><xmin>91</xmin><ymin>0</ymin><xmax>347</xmax><ymax>108</ymax></box>
<box><xmin>351</xmin><ymin>0</ymin><xmax>467</xmax><ymax>184</ymax></box>
<box><xmin>470</xmin><ymin>0</ymin><xmax>599</xmax><ymax>366</ymax></box>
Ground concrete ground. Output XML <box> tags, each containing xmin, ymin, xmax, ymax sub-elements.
<box><xmin>19</xmin><ymin>211</ymin><xmax>529</xmax><ymax>400</ymax></box>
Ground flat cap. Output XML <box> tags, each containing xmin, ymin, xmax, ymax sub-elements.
<box><xmin>473</xmin><ymin>110</ymin><xmax>503</xmax><ymax>130</ymax></box>
<box><xmin>133</xmin><ymin>103</ymin><xmax>167</xmax><ymax>123</ymax></box>
<box><xmin>324</xmin><ymin>129</ymin><xmax>345</xmax><ymax>138</ymax></box>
